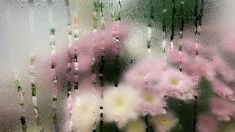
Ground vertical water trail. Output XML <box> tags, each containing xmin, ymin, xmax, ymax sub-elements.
<box><xmin>170</xmin><ymin>0</ymin><xmax>176</xmax><ymax>49</ymax></box>
<box><xmin>94</xmin><ymin>1</ymin><xmax>105</xmax><ymax>131</ymax></box>
<box><xmin>48</xmin><ymin>1</ymin><xmax>59</xmax><ymax>131</ymax></box>
<box><xmin>99</xmin><ymin>0</ymin><xmax>105</xmax><ymax>29</ymax></box>
<box><xmin>144</xmin><ymin>0</ymin><xmax>155</xmax><ymax>131</ymax></box>
<box><xmin>117</xmin><ymin>0</ymin><xmax>122</xmax><ymax>21</ymax></box>
<box><xmin>178</xmin><ymin>1</ymin><xmax>185</xmax><ymax>131</ymax></box>
<box><xmin>14</xmin><ymin>73</ymin><xmax>27</xmax><ymax>132</ymax></box>
<box><xmin>161</xmin><ymin>0</ymin><xmax>167</xmax><ymax>67</ymax></box>
<box><xmin>29</xmin><ymin>53</ymin><xmax>44</xmax><ymax>132</ymax></box>
<box><xmin>99</xmin><ymin>54</ymin><xmax>105</xmax><ymax>132</ymax></box>
<box><xmin>193</xmin><ymin>0</ymin><xmax>204</xmax><ymax>131</ymax></box>
<box><xmin>27</xmin><ymin>1</ymin><xmax>44</xmax><ymax>131</ymax></box>
<box><xmin>109</xmin><ymin>0</ymin><xmax>115</xmax><ymax>21</ymax></box>
<box><xmin>65</xmin><ymin>1</ymin><xmax>74</xmax><ymax>131</ymax></box>
<box><xmin>193</xmin><ymin>1</ymin><xmax>199</xmax><ymax>131</ymax></box>
<box><xmin>146</xmin><ymin>0</ymin><xmax>154</xmax><ymax>55</ymax></box>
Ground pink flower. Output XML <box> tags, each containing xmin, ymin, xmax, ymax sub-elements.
<box><xmin>124</xmin><ymin>57</ymin><xmax>165</xmax><ymax>89</ymax></box>
<box><xmin>166</xmin><ymin>48</ymin><xmax>191</xmax><ymax>64</ymax></box>
<box><xmin>92</xmin><ymin>30</ymin><xmax>122</xmax><ymax>57</ymax></box>
<box><xmin>181</xmin><ymin>38</ymin><xmax>216</xmax><ymax>58</ymax></box>
<box><xmin>54</xmin><ymin>21</ymin><xmax>130</xmax><ymax>76</ymax></box>
<box><xmin>167</xmin><ymin>48</ymin><xmax>215</xmax><ymax>82</ymax></box>
<box><xmin>73</xmin><ymin>33</ymin><xmax>96</xmax><ymax>56</ymax></box>
<box><xmin>221</xmin><ymin>31</ymin><xmax>235</xmax><ymax>56</ymax></box>
<box><xmin>197</xmin><ymin>113</ymin><xmax>218</xmax><ymax>132</ymax></box>
<box><xmin>158</xmin><ymin>68</ymin><xmax>196</xmax><ymax>100</ymax></box>
<box><xmin>210</xmin><ymin>97</ymin><xmax>235</xmax><ymax>121</ymax></box>
<box><xmin>211</xmin><ymin>79</ymin><xmax>235</xmax><ymax>101</ymax></box>
<box><xmin>45</xmin><ymin>49</ymin><xmax>72</xmax><ymax>84</ymax></box>
<box><xmin>196</xmin><ymin>56</ymin><xmax>216</xmax><ymax>81</ymax></box>
<box><xmin>106</xmin><ymin>21</ymin><xmax>130</xmax><ymax>43</ymax></box>
<box><xmin>181</xmin><ymin>56</ymin><xmax>215</xmax><ymax>82</ymax></box>
<box><xmin>74</xmin><ymin>29</ymin><xmax>121</xmax><ymax>58</ymax></box>
<box><xmin>76</xmin><ymin>54</ymin><xmax>95</xmax><ymax>73</ymax></box>
<box><xmin>182</xmin><ymin>38</ymin><xmax>201</xmax><ymax>55</ymax></box>
<box><xmin>93</xmin><ymin>21</ymin><xmax>130</xmax><ymax>57</ymax></box>
<box><xmin>223</xmin><ymin>43</ymin><xmax>235</xmax><ymax>56</ymax></box>
<box><xmin>61</xmin><ymin>50</ymin><xmax>95</xmax><ymax>74</ymax></box>
<box><xmin>213</xmin><ymin>55</ymin><xmax>235</xmax><ymax>82</ymax></box>
<box><xmin>139</xmin><ymin>88</ymin><xmax>166</xmax><ymax>116</ymax></box>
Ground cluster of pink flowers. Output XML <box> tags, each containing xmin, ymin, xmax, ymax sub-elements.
<box><xmin>167</xmin><ymin>37</ymin><xmax>235</xmax><ymax>131</ymax></box>
<box><xmin>72</xmin><ymin>21</ymin><xmax>129</xmax><ymax>73</ymax></box>
<box><xmin>55</xmin><ymin>21</ymin><xmax>235</xmax><ymax>131</ymax></box>
<box><xmin>54</xmin><ymin>21</ymin><xmax>129</xmax><ymax>78</ymax></box>
<box><xmin>124</xmin><ymin>56</ymin><xmax>197</xmax><ymax>116</ymax></box>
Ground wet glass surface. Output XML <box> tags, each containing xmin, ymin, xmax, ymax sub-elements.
<box><xmin>1</xmin><ymin>0</ymin><xmax>235</xmax><ymax>132</ymax></box>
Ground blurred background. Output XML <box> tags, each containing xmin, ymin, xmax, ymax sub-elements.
<box><xmin>0</xmin><ymin>0</ymin><xmax>234</xmax><ymax>131</ymax></box>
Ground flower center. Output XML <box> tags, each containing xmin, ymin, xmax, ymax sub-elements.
<box><xmin>115</xmin><ymin>96</ymin><xmax>125</xmax><ymax>108</ymax></box>
<box><xmin>158</xmin><ymin>116</ymin><xmax>169</xmax><ymax>125</ymax></box>
<box><xmin>81</xmin><ymin>105</ymin><xmax>88</xmax><ymax>113</ymax></box>
<box><xmin>138</xmin><ymin>71</ymin><xmax>146</xmax><ymax>76</ymax></box>
<box><xmin>170</xmin><ymin>78</ymin><xmax>179</xmax><ymax>87</ymax></box>
<box><xmin>144</xmin><ymin>95</ymin><xmax>155</xmax><ymax>103</ymax></box>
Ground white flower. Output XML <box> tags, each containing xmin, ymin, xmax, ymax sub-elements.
<box><xmin>72</xmin><ymin>90</ymin><xmax>100</xmax><ymax>132</ymax></box>
<box><xmin>152</xmin><ymin>111</ymin><xmax>178</xmax><ymax>132</ymax></box>
<box><xmin>103</xmin><ymin>84</ymin><xmax>141</xmax><ymax>128</ymax></box>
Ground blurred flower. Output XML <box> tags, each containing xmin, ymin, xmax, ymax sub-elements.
<box><xmin>167</xmin><ymin>49</ymin><xmax>216</xmax><ymax>82</ymax></box>
<box><xmin>167</xmin><ymin>51</ymin><xmax>201</xmax><ymax>82</ymax></box>
<box><xmin>72</xmin><ymin>90</ymin><xmax>100</xmax><ymax>132</ymax></box>
<box><xmin>197</xmin><ymin>113</ymin><xmax>218</xmax><ymax>132</ymax></box>
<box><xmin>195</xmin><ymin>56</ymin><xmax>216</xmax><ymax>81</ymax></box>
<box><xmin>213</xmin><ymin>55</ymin><xmax>235</xmax><ymax>82</ymax></box>
<box><xmin>223</xmin><ymin>43</ymin><xmax>235</xmax><ymax>56</ymax></box>
<box><xmin>158</xmin><ymin>68</ymin><xmax>196</xmax><ymax>100</ymax></box>
<box><xmin>167</xmin><ymin>48</ymin><xmax>191</xmax><ymax>64</ymax></box>
<box><xmin>92</xmin><ymin>30</ymin><xmax>122</xmax><ymax>57</ymax></box>
<box><xmin>125</xmin><ymin>119</ymin><xmax>146</xmax><ymax>132</ymax></box>
<box><xmin>75</xmin><ymin>54</ymin><xmax>95</xmax><ymax>72</ymax></box>
<box><xmin>74</xmin><ymin>28</ymin><xmax>122</xmax><ymax>58</ymax></box>
<box><xmin>181</xmin><ymin>38</ymin><xmax>216</xmax><ymax>58</ymax></box>
<box><xmin>106</xmin><ymin>21</ymin><xmax>130</xmax><ymax>43</ymax></box>
<box><xmin>210</xmin><ymin>97</ymin><xmax>235</xmax><ymax>121</ymax></box>
<box><xmin>211</xmin><ymin>79</ymin><xmax>235</xmax><ymax>101</ymax></box>
<box><xmin>124</xmin><ymin>57</ymin><xmax>165</xmax><ymax>89</ymax></box>
<box><xmin>139</xmin><ymin>88</ymin><xmax>166</xmax><ymax>116</ymax></box>
<box><xmin>151</xmin><ymin>111</ymin><xmax>178</xmax><ymax>132</ymax></box>
<box><xmin>220</xmin><ymin>31</ymin><xmax>235</xmax><ymax>56</ymax></box>
<box><xmin>103</xmin><ymin>84</ymin><xmax>141</xmax><ymax>128</ymax></box>
<box><xmin>187</xmin><ymin>57</ymin><xmax>215</xmax><ymax>82</ymax></box>
<box><xmin>58</xmin><ymin>21</ymin><xmax>129</xmax><ymax>74</ymax></box>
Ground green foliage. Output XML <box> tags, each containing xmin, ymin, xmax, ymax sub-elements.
<box><xmin>168</xmin><ymin>79</ymin><xmax>213</xmax><ymax>132</ymax></box>
<box><xmin>123</xmin><ymin>0</ymin><xmax>202</xmax><ymax>28</ymax></box>
<box><xmin>97</xmin><ymin>122</ymin><xmax>120</xmax><ymax>132</ymax></box>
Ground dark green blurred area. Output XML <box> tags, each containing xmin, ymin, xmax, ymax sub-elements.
<box><xmin>168</xmin><ymin>79</ymin><xmax>213</xmax><ymax>132</ymax></box>
<box><xmin>122</xmin><ymin>0</ymin><xmax>204</xmax><ymax>28</ymax></box>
